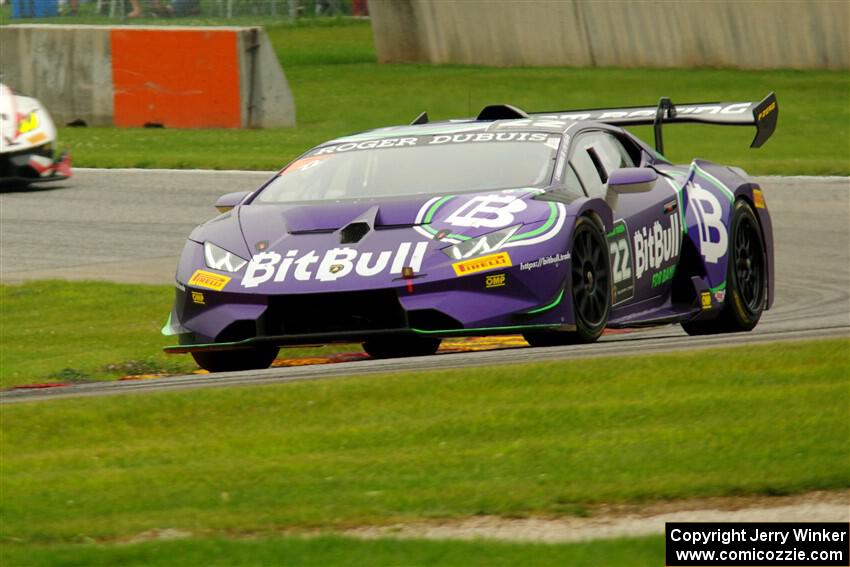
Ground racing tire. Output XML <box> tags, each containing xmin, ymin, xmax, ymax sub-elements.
<box><xmin>362</xmin><ymin>336</ymin><xmax>441</xmax><ymax>359</ymax></box>
<box><xmin>524</xmin><ymin>218</ymin><xmax>611</xmax><ymax>347</ymax></box>
<box><xmin>682</xmin><ymin>199</ymin><xmax>767</xmax><ymax>336</ymax></box>
<box><xmin>191</xmin><ymin>346</ymin><xmax>279</xmax><ymax>373</ymax></box>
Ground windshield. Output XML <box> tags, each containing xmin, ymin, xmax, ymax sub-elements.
<box><xmin>255</xmin><ymin>132</ymin><xmax>560</xmax><ymax>203</ymax></box>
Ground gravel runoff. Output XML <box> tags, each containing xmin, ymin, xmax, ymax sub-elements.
<box><xmin>342</xmin><ymin>491</ymin><xmax>850</xmax><ymax>544</ymax></box>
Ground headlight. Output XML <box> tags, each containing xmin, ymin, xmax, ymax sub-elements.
<box><xmin>442</xmin><ymin>225</ymin><xmax>520</xmax><ymax>260</ymax></box>
<box><xmin>204</xmin><ymin>242</ymin><xmax>248</xmax><ymax>272</ymax></box>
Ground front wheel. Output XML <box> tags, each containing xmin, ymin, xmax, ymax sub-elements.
<box><xmin>191</xmin><ymin>346</ymin><xmax>279</xmax><ymax>373</ymax></box>
<box><xmin>524</xmin><ymin>218</ymin><xmax>611</xmax><ymax>347</ymax></box>
<box><xmin>362</xmin><ymin>336</ymin><xmax>441</xmax><ymax>359</ymax></box>
<box><xmin>682</xmin><ymin>199</ymin><xmax>767</xmax><ymax>335</ymax></box>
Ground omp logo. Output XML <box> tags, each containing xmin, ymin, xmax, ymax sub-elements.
<box><xmin>188</xmin><ymin>270</ymin><xmax>231</xmax><ymax>291</ymax></box>
<box><xmin>452</xmin><ymin>252</ymin><xmax>512</xmax><ymax>276</ymax></box>
<box><xmin>485</xmin><ymin>273</ymin><xmax>506</xmax><ymax>288</ymax></box>
<box><xmin>689</xmin><ymin>183</ymin><xmax>728</xmax><ymax>264</ymax></box>
<box><xmin>241</xmin><ymin>242</ymin><xmax>428</xmax><ymax>288</ymax></box>
<box><xmin>757</xmin><ymin>101</ymin><xmax>777</xmax><ymax>121</ymax></box>
<box><xmin>445</xmin><ymin>195</ymin><xmax>527</xmax><ymax>229</ymax></box>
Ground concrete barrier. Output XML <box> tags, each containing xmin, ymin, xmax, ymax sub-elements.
<box><xmin>0</xmin><ymin>25</ymin><xmax>296</xmax><ymax>128</ymax></box>
<box><xmin>370</xmin><ymin>0</ymin><xmax>849</xmax><ymax>70</ymax></box>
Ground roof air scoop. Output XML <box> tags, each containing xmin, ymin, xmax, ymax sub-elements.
<box><xmin>339</xmin><ymin>205</ymin><xmax>379</xmax><ymax>244</ymax></box>
<box><xmin>476</xmin><ymin>104</ymin><xmax>529</xmax><ymax>121</ymax></box>
<box><xmin>340</xmin><ymin>222</ymin><xmax>371</xmax><ymax>244</ymax></box>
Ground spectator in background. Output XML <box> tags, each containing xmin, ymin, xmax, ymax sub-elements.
<box><xmin>64</xmin><ymin>0</ymin><xmax>192</xmax><ymax>16</ymax></box>
<box><xmin>170</xmin><ymin>0</ymin><xmax>199</xmax><ymax>16</ymax></box>
<box><xmin>352</xmin><ymin>0</ymin><xmax>367</xmax><ymax>17</ymax></box>
<box><xmin>127</xmin><ymin>0</ymin><xmax>142</xmax><ymax>17</ymax></box>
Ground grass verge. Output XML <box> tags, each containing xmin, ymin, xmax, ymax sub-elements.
<box><xmin>0</xmin><ymin>281</ymin><xmax>351</xmax><ymax>389</ymax></box>
<box><xmin>2</xmin><ymin>339</ymin><xmax>847</xmax><ymax>549</ymax></box>
<box><xmin>39</xmin><ymin>21</ymin><xmax>850</xmax><ymax>175</ymax></box>
<box><xmin>1</xmin><ymin>534</ymin><xmax>664</xmax><ymax>567</ymax></box>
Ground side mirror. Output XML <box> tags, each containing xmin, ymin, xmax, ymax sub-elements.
<box><xmin>608</xmin><ymin>167</ymin><xmax>657</xmax><ymax>194</ymax></box>
<box><xmin>215</xmin><ymin>191</ymin><xmax>250</xmax><ymax>213</ymax></box>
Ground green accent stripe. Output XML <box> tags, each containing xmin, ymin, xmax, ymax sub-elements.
<box><xmin>508</xmin><ymin>202</ymin><xmax>558</xmax><ymax>242</ymax></box>
<box><xmin>526</xmin><ymin>288</ymin><xmax>565</xmax><ymax>314</ymax></box>
<box><xmin>663</xmin><ymin>176</ymin><xmax>687</xmax><ymax>233</ymax></box>
<box><xmin>606</xmin><ymin>224</ymin><xmax>625</xmax><ymax>237</ymax></box>
<box><xmin>709</xmin><ymin>281</ymin><xmax>727</xmax><ymax>293</ymax></box>
<box><xmin>161</xmin><ymin>313</ymin><xmax>174</xmax><ymax>336</ymax></box>
<box><xmin>694</xmin><ymin>164</ymin><xmax>735</xmax><ymax>202</ymax></box>
<box><xmin>421</xmin><ymin>195</ymin><xmax>471</xmax><ymax>241</ymax></box>
<box><xmin>423</xmin><ymin>195</ymin><xmax>453</xmax><ymax>223</ymax></box>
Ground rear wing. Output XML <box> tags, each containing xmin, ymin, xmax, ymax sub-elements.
<box><xmin>530</xmin><ymin>92</ymin><xmax>778</xmax><ymax>155</ymax></box>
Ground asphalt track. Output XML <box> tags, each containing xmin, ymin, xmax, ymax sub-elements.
<box><xmin>1</xmin><ymin>170</ymin><xmax>847</xmax><ymax>403</ymax></box>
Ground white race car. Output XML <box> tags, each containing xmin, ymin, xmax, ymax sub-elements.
<box><xmin>1</xmin><ymin>82</ymin><xmax>71</xmax><ymax>185</ymax></box>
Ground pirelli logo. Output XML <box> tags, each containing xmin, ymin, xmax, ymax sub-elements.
<box><xmin>452</xmin><ymin>252</ymin><xmax>512</xmax><ymax>277</ymax></box>
<box><xmin>188</xmin><ymin>269</ymin><xmax>231</xmax><ymax>291</ymax></box>
<box><xmin>752</xmin><ymin>188</ymin><xmax>766</xmax><ymax>209</ymax></box>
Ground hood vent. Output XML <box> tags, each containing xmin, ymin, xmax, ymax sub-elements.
<box><xmin>340</xmin><ymin>222</ymin><xmax>371</xmax><ymax>244</ymax></box>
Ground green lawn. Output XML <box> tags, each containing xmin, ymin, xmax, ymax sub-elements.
<box><xmin>0</xmin><ymin>281</ymin><xmax>352</xmax><ymax>388</ymax></box>
<box><xmin>1</xmin><ymin>534</ymin><xmax>664</xmax><ymax>567</ymax></box>
<box><xmin>2</xmin><ymin>339</ymin><xmax>848</xmax><ymax>551</ymax></box>
<box><xmin>44</xmin><ymin>21</ymin><xmax>849</xmax><ymax>175</ymax></box>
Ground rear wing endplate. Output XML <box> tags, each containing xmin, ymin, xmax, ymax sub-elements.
<box><xmin>530</xmin><ymin>92</ymin><xmax>778</xmax><ymax>154</ymax></box>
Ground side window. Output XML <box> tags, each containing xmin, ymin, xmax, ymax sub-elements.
<box><xmin>569</xmin><ymin>131</ymin><xmax>635</xmax><ymax>199</ymax></box>
<box><xmin>616</xmin><ymin>135</ymin><xmax>642</xmax><ymax>166</ymax></box>
<box><xmin>570</xmin><ymin>134</ymin><xmax>606</xmax><ymax>199</ymax></box>
<box><xmin>596</xmin><ymin>132</ymin><xmax>635</xmax><ymax>171</ymax></box>
<box><xmin>564</xmin><ymin>162</ymin><xmax>586</xmax><ymax>198</ymax></box>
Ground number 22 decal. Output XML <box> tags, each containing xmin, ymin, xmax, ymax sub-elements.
<box><xmin>607</xmin><ymin>220</ymin><xmax>635</xmax><ymax>305</ymax></box>
<box><xmin>610</xmin><ymin>239</ymin><xmax>631</xmax><ymax>283</ymax></box>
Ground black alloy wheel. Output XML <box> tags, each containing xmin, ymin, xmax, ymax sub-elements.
<box><xmin>524</xmin><ymin>218</ymin><xmax>611</xmax><ymax>346</ymax></box>
<box><xmin>732</xmin><ymin>211</ymin><xmax>765</xmax><ymax>315</ymax></box>
<box><xmin>571</xmin><ymin>219</ymin><xmax>611</xmax><ymax>334</ymax></box>
<box><xmin>682</xmin><ymin>199</ymin><xmax>767</xmax><ymax>335</ymax></box>
<box><xmin>191</xmin><ymin>345</ymin><xmax>279</xmax><ymax>373</ymax></box>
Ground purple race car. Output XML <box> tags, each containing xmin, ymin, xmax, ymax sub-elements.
<box><xmin>163</xmin><ymin>94</ymin><xmax>778</xmax><ymax>372</ymax></box>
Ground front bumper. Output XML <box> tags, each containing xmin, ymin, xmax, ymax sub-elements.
<box><xmin>0</xmin><ymin>146</ymin><xmax>72</xmax><ymax>184</ymax></box>
<box><xmin>163</xmin><ymin>275</ymin><xmax>572</xmax><ymax>354</ymax></box>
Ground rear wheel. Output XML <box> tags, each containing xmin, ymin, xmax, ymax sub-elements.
<box><xmin>682</xmin><ymin>199</ymin><xmax>766</xmax><ymax>335</ymax></box>
<box><xmin>362</xmin><ymin>336</ymin><xmax>441</xmax><ymax>359</ymax></box>
<box><xmin>191</xmin><ymin>346</ymin><xmax>279</xmax><ymax>373</ymax></box>
<box><xmin>524</xmin><ymin>218</ymin><xmax>611</xmax><ymax>347</ymax></box>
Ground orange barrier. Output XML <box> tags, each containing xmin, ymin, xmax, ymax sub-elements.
<box><xmin>0</xmin><ymin>25</ymin><xmax>295</xmax><ymax>128</ymax></box>
<box><xmin>111</xmin><ymin>28</ymin><xmax>242</xmax><ymax>128</ymax></box>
